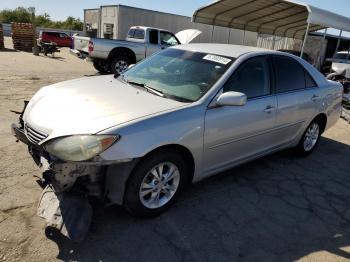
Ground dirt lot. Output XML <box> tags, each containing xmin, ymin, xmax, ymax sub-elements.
<box><xmin>1</xmin><ymin>36</ymin><xmax>350</xmax><ymax>262</ymax></box>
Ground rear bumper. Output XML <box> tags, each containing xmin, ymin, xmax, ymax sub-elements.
<box><xmin>69</xmin><ymin>49</ymin><xmax>89</xmax><ymax>59</ymax></box>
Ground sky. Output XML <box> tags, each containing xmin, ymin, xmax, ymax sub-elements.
<box><xmin>0</xmin><ymin>0</ymin><xmax>349</xmax><ymax>35</ymax></box>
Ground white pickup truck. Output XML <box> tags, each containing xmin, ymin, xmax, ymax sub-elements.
<box><xmin>72</xmin><ymin>26</ymin><xmax>201</xmax><ymax>74</ymax></box>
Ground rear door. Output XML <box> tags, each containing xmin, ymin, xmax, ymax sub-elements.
<box><xmin>203</xmin><ymin>55</ymin><xmax>277</xmax><ymax>174</ymax></box>
<box><xmin>146</xmin><ymin>29</ymin><xmax>161</xmax><ymax>57</ymax></box>
<box><xmin>272</xmin><ymin>55</ymin><xmax>318</xmax><ymax>145</ymax></box>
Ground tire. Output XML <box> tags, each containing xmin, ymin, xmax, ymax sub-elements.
<box><xmin>93</xmin><ymin>60</ymin><xmax>109</xmax><ymax>74</ymax></box>
<box><xmin>295</xmin><ymin>119</ymin><xmax>322</xmax><ymax>156</ymax></box>
<box><xmin>124</xmin><ymin>151</ymin><xmax>188</xmax><ymax>217</ymax></box>
<box><xmin>110</xmin><ymin>54</ymin><xmax>131</xmax><ymax>75</ymax></box>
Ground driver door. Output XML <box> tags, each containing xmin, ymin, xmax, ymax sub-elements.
<box><xmin>203</xmin><ymin>56</ymin><xmax>277</xmax><ymax>174</ymax></box>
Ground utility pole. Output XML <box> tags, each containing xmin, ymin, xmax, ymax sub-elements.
<box><xmin>29</xmin><ymin>7</ymin><xmax>39</xmax><ymax>56</ymax></box>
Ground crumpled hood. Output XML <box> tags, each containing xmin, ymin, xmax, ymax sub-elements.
<box><xmin>23</xmin><ymin>75</ymin><xmax>185</xmax><ymax>141</ymax></box>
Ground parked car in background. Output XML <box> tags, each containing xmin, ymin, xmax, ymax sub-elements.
<box><xmin>11</xmin><ymin>44</ymin><xmax>342</xmax><ymax>241</ymax></box>
<box><xmin>326</xmin><ymin>51</ymin><xmax>350</xmax><ymax>93</ymax></box>
<box><xmin>39</xmin><ymin>31</ymin><xmax>72</xmax><ymax>47</ymax></box>
<box><xmin>72</xmin><ymin>26</ymin><xmax>201</xmax><ymax>74</ymax></box>
<box><xmin>278</xmin><ymin>49</ymin><xmax>314</xmax><ymax>65</ymax></box>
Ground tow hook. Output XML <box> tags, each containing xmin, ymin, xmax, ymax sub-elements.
<box><xmin>37</xmin><ymin>186</ymin><xmax>93</xmax><ymax>242</ymax></box>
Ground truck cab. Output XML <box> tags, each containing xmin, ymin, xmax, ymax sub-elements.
<box><xmin>126</xmin><ymin>26</ymin><xmax>181</xmax><ymax>57</ymax></box>
<box><xmin>72</xmin><ymin>26</ymin><xmax>201</xmax><ymax>74</ymax></box>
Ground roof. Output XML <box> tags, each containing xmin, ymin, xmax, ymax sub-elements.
<box><xmin>192</xmin><ymin>0</ymin><xmax>350</xmax><ymax>39</ymax></box>
<box><xmin>130</xmin><ymin>26</ymin><xmax>169</xmax><ymax>32</ymax></box>
<box><xmin>173</xmin><ymin>43</ymin><xmax>271</xmax><ymax>57</ymax></box>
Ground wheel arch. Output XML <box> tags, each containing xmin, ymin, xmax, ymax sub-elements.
<box><xmin>107</xmin><ymin>47</ymin><xmax>136</xmax><ymax>65</ymax></box>
<box><xmin>312</xmin><ymin>113</ymin><xmax>328</xmax><ymax>134</ymax></box>
<box><xmin>140</xmin><ymin>144</ymin><xmax>196</xmax><ymax>184</ymax></box>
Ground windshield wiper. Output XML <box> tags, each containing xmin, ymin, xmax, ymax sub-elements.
<box><xmin>126</xmin><ymin>80</ymin><xmax>164</xmax><ymax>97</ymax></box>
<box><xmin>125</xmin><ymin>79</ymin><xmax>193</xmax><ymax>103</ymax></box>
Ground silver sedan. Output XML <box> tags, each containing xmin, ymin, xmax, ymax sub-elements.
<box><xmin>12</xmin><ymin>44</ymin><xmax>343</xmax><ymax>240</ymax></box>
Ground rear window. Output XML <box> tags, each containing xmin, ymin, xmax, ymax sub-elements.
<box><xmin>127</xmin><ymin>29</ymin><xmax>145</xmax><ymax>39</ymax></box>
<box><xmin>273</xmin><ymin>56</ymin><xmax>306</xmax><ymax>93</ymax></box>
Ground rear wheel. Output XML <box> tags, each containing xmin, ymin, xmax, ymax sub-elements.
<box><xmin>295</xmin><ymin>120</ymin><xmax>321</xmax><ymax>156</ymax></box>
<box><xmin>124</xmin><ymin>151</ymin><xmax>188</xmax><ymax>217</ymax></box>
<box><xmin>93</xmin><ymin>60</ymin><xmax>109</xmax><ymax>74</ymax></box>
<box><xmin>110</xmin><ymin>55</ymin><xmax>131</xmax><ymax>75</ymax></box>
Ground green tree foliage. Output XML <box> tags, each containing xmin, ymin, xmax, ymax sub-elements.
<box><xmin>0</xmin><ymin>7</ymin><xmax>83</xmax><ymax>30</ymax></box>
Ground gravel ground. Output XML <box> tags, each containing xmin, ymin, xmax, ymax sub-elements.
<box><xmin>1</xmin><ymin>37</ymin><xmax>350</xmax><ymax>262</ymax></box>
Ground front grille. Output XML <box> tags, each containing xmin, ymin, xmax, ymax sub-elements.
<box><xmin>25</xmin><ymin>124</ymin><xmax>48</xmax><ymax>144</ymax></box>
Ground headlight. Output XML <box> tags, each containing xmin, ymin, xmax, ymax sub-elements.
<box><xmin>44</xmin><ymin>135</ymin><xmax>119</xmax><ymax>162</ymax></box>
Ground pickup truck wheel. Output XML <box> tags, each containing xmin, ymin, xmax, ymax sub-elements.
<box><xmin>110</xmin><ymin>55</ymin><xmax>131</xmax><ymax>74</ymax></box>
<box><xmin>295</xmin><ymin>120</ymin><xmax>321</xmax><ymax>156</ymax></box>
<box><xmin>93</xmin><ymin>60</ymin><xmax>108</xmax><ymax>74</ymax></box>
<box><xmin>124</xmin><ymin>151</ymin><xmax>188</xmax><ymax>217</ymax></box>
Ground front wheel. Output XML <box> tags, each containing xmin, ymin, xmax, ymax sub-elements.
<box><xmin>124</xmin><ymin>151</ymin><xmax>188</xmax><ymax>217</ymax></box>
<box><xmin>295</xmin><ymin>120</ymin><xmax>321</xmax><ymax>156</ymax></box>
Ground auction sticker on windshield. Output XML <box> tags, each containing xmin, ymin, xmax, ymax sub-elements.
<box><xmin>203</xmin><ymin>54</ymin><xmax>232</xmax><ymax>65</ymax></box>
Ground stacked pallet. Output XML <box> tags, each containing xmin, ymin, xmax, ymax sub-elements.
<box><xmin>0</xmin><ymin>24</ymin><xmax>4</xmax><ymax>49</ymax></box>
<box><xmin>11</xmin><ymin>23</ymin><xmax>35</xmax><ymax>51</ymax></box>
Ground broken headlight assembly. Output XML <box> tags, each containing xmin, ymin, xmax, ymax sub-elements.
<box><xmin>44</xmin><ymin>135</ymin><xmax>119</xmax><ymax>162</ymax></box>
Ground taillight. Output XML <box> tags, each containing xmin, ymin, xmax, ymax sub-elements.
<box><xmin>88</xmin><ymin>41</ymin><xmax>94</xmax><ymax>53</ymax></box>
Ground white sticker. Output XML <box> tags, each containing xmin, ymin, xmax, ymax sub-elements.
<box><xmin>203</xmin><ymin>54</ymin><xmax>231</xmax><ymax>65</ymax></box>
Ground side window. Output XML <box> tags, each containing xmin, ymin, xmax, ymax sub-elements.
<box><xmin>223</xmin><ymin>56</ymin><xmax>271</xmax><ymax>99</ymax></box>
<box><xmin>273</xmin><ymin>56</ymin><xmax>306</xmax><ymax>93</ymax></box>
<box><xmin>149</xmin><ymin>30</ymin><xmax>159</xmax><ymax>44</ymax></box>
<box><xmin>160</xmin><ymin>31</ymin><xmax>179</xmax><ymax>46</ymax></box>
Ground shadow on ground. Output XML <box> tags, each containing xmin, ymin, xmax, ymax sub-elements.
<box><xmin>47</xmin><ymin>137</ymin><xmax>350</xmax><ymax>262</ymax></box>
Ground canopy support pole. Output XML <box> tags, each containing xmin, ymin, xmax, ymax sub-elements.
<box><xmin>300</xmin><ymin>23</ymin><xmax>310</xmax><ymax>58</ymax></box>
<box><xmin>242</xmin><ymin>26</ymin><xmax>246</xmax><ymax>45</ymax></box>
<box><xmin>211</xmin><ymin>25</ymin><xmax>215</xmax><ymax>42</ymax></box>
<box><xmin>317</xmin><ymin>28</ymin><xmax>328</xmax><ymax>69</ymax></box>
<box><xmin>272</xmin><ymin>35</ymin><xmax>276</xmax><ymax>50</ymax></box>
<box><xmin>334</xmin><ymin>29</ymin><xmax>343</xmax><ymax>55</ymax></box>
<box><xmin>227</xmin><ymin>28</ymin><xmax>231</xmax><ymax>44</ymax></box>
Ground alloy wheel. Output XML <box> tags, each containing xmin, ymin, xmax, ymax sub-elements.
<box><xmin>114</xmin><ymin>60</ymin><xmax>128</xmax><ymax>74</ymax></box>
<box><xmin>303</xmin><ymin>123</ymin><xmax>320</xmax><ymax>152</ymax></box>
<box><xmin>139</xmin><ymin>162</ymin><xmax>180</xmax><ymax>209</ymax></box>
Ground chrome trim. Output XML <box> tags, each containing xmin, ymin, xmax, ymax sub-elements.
<box><xmin>25</xmin><ymin>124</ymin><xmax>48</xmax><ymax>145</ymax></box>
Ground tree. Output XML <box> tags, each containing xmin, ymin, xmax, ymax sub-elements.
<box><xmin>0</xmin><ymin>7</ymin><xmax>83</xmax><ymax>31</ymax></box>
<box><xmin>36</xmin><ymin>12</ymin><xmax>51</xmax><ymax>27</ymax></box>
<box><xmin>0</xmin><ymin>7</ymin><xmax>32</xmax><ymax>23</ymax></box>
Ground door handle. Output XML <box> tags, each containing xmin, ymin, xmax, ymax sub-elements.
<box><xmin>264</xmin><ymin>105</ymin><xmax>275</xmax><ymax>113</ymax></box>
<box><xmin>311</xmin><ymin>95</ymin><xmax>319</xmax><ymax>102</ymax></box>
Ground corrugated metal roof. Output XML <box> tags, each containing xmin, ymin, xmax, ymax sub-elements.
<box><xmin>192</xmin><ymin>0</ymin><xmax>350</xmax><ymax>39</ymax></box>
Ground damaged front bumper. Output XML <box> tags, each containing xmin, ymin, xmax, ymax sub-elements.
<box><xmin>11</xmin><ymin>103</ymin><xmax>137</xmax><ymax>241</ymax></box>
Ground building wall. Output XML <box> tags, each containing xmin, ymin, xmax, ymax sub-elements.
<box><xmin>100</xmin><ymin>6</ymin><xmax>119</xmax><ymax>39</ymax></box>
<box><xmin>84</xmin><ymin>9</ymin><xmax>100</xmax><ymax>37</ymax></box>
<box><xmin>93</xmin><ymin>5</ymin><xmax>258</xmax><ymax>46</ymax></box>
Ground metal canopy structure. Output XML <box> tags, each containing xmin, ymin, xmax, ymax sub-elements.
<box><xmin>192</xmin><ymin>0</ymin><xmax>350</xmax><ymax>40</ymax></box>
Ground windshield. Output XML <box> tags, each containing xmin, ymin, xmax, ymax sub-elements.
<box><xmin>123</xmin><ymin>48</ymin><xmax>235</xmax><ymax>102</ymax></box>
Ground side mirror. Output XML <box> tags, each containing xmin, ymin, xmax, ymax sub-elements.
<box><xmin>128</xmin><ymin>64</ymin><xmax>135</xmax><ymax>69</ymax></box>
<box><xmin>216</xmin><ymin>91</ymin><xmax>247</xmax><ymax>107</ymax></box>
